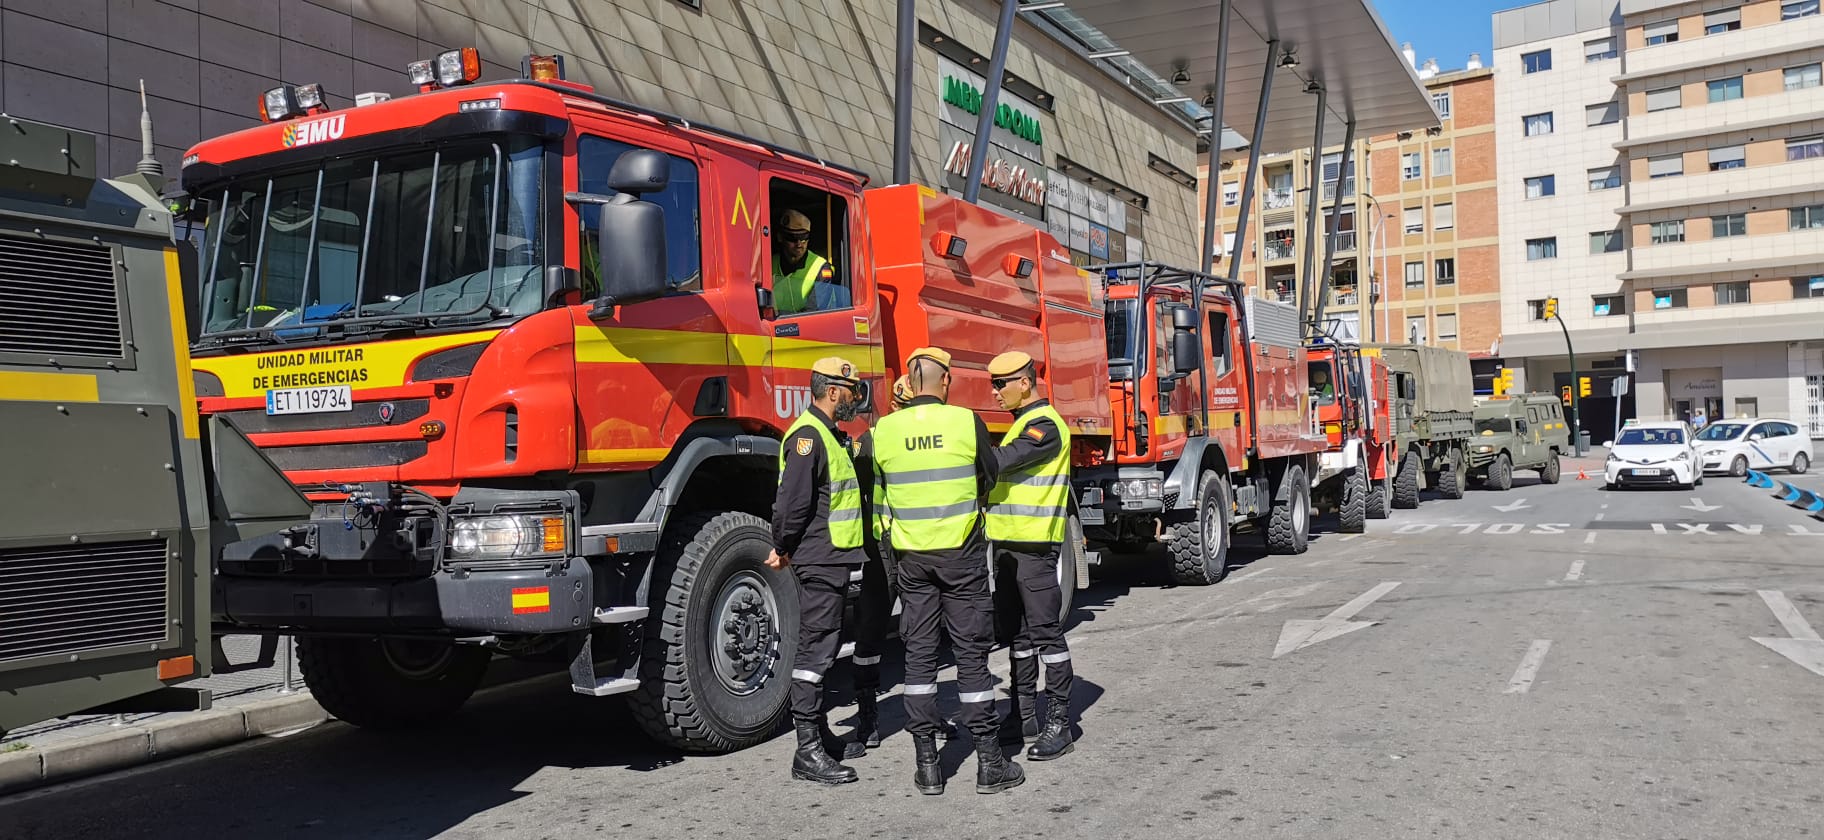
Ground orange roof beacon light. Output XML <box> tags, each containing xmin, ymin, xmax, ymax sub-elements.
<box><xmin>523</xmin><ymin>53</ymin><xmax>565</xmax><ymax>82</ymax></box>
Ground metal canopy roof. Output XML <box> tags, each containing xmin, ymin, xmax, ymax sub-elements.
<box><xmin>1052</xmin><ymin>0</ymin><xmax>1440</xmax><ymax>154</ymax></box>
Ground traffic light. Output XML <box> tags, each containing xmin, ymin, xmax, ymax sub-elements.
<box><xmin>1500</xmin><ymin>368</ymin><xmax>1516</xmax><ymax>394</ymax></box>
<box><xmin>1543</xmin><ymin>297</ymin><xmax>1558</xmax><ymax>320</ymax></box>
<box><xmin>1560</xmin><ymin>385</ymin><xmax>1572</xmax><ymax>406</ymax></box>
<box><xmin>1578</xmin><ymin>376</ymin><xmax>1592</xmax><ymax>397</ymax></box>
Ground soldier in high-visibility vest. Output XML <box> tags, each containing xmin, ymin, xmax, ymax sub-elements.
<box><xmin>871</xmin><ymin>347</ymin><xmax>1024</xmax><ymax>796</ymax></box>
<box><xmin>772</xmin><ymin>209</ymin><xmax>848</xmax><ymax>315</ymax></box>
<box><xmin>985</xmin><ymin>351</ymin><xmax>1077</xmax><ymax>761</ymax></box>
<box><xmin>768</xmin><ymin>356</ymin><xmax>869</xmax><ymax>785</ymax></box>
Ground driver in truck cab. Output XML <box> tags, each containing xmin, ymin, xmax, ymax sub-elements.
<box><xmin>773</xmin><ymin>209</ymin><xmax>848</xmax><ymax>314</ymax></box>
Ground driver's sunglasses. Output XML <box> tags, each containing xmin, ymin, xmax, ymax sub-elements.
<box><xmin>780</xmin><ymin>229</ymin><xmax>812</xmax><ymax>243</ymax></box>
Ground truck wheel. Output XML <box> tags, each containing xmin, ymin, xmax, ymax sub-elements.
<box><xmin>1438</xmin><ymin>448</ymin><xmax>1467</xmax><ymax>500</ymax></box>
<box><xmin>1266</xmin><ymin>464</ymin><xmax>1311</xmax><ymax>555</ymax></box>
<box><xmin>297</xmin><ymin>637</ymin><xmax>490</xmax><ymax>730</ymax></box>
<box><xmin>1057</xmin><ymin>511</ymin><xmax>1084</xmax><ymax>627</ymax></box>
<box><xmin>1487</xmin><ymin>453</ymin><xmax>1514</xmax><ymax>491</ymax></box>
<box><xmin>1540</xmin><ymin>451</ymin><xmax>1562</xmax><ymax>484</ymax></box>
<box><xmin>630</xmin><ymin>511</ymin><xmax>797</xmax><ymax>754</ymax></box>
<box><xmin>1392</xmin><ymin>452</ymin><xmax>1421</xmax><ymax>509</ymax></box>
<box><xmin>1165</xmin><ymin>470</ymin><xmax>1231</xmax><ymax>585</ymax></box>
<box><xmin>1338</xmin><ymin>467</ymin><xmax>1367</xmax><ymax>533</ymax></box>
<box><xmin>1367</xmin><ymin>471</ymin><xmax>1393</xmax><ymax>520</ymax></box>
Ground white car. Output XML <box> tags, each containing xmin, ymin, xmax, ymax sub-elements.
<box><xmin>1696</xmin><ymin>417</ymin><xmax>1813</xmax><ymax>476</ymax></box>
<box><xmin>1605</xmin><ymin>420</ymin><xmax>1702</xmax><ymax>490</ymax></box>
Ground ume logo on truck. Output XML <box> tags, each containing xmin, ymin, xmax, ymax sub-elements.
<box><xmin>281</xmin><ymin>115</ymin><xmax>347</xmax><ymax>148</ymax></box>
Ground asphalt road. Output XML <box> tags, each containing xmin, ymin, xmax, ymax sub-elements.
<box><xmin>5</xmin><ymin>469</ymin><xmax>1823</xmax><ymax>839</ymax></box>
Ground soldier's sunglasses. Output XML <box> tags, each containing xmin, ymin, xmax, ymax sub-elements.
<box><xmin>780</xmin><ymin>229</ymin><xmax>812</xmax><ymax>242</ymax></box>
<box><xmin>991</xmin><ymin>376</ymin><xmax>1019</xmax><ymax>389</ymax></box>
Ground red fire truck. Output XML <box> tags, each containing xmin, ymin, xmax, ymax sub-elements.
<box><xmin>1305</xmin><ymin>340</ymin><xmax>1395</xmax><ymax>531</ymax></box>
<box><xmin>1074</xmin><ymin>263</ymin><xmax>1330</xmax><ymax>585</ymax></box>
<box><xmin>179</xmin><ymin>51</ymin><xmax>1106</xmax><ymax>752</ymax></box>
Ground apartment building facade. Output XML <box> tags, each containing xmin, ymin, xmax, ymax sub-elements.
<box><xmin>1494</xmin><ymin>0</ymin><xmax>1824</xmax><ymax>436</ymax></box>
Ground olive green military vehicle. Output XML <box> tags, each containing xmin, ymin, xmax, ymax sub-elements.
<box><xmin>1467</xmin><ymin>393</ymin><xmax>1571</xmax><ymax>491</ymax></box>
<box><xmin>1362</xmin><ymin>343</ymin><xmax>1476</xmax><ymax>508</ymax></box>
<box><xmin>0</xmin><ymin>115</ymin><xmax>308</xmax><ymax>737</ymax></box>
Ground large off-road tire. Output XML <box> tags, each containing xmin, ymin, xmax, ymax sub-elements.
<box><xmin>1338</xmin><ymin>467</ymin><xmax>1368</xmax><ymax>533</ymax></box>
<box><xmin>1437</xmin><ymin>448</ymin><xmax>1467</xmax><ymax>500</ymax></box>
<box><xmin>1366</xmin><ymin>468</ymin><xmax>1393</xmax><ymax>520</ymax></box>
<box><xmin>297</xmin><ymin>637</ymin><xmax>491</xmax><ymax>730</ymax></box>
<box><xmin>1392</xmin><ymin>451</ymin><xmax>1422</xmax><ymax>509</ymax></box>
<box><xmin>630</xmin><ymin>511</ymin><xmax>798</xmax><ymax>754</ymax></box>
<box><xmin>1540</xmin><ymin>451</ymin><xmax>1562</xmax><ymax>484</ymax></box>
<box><xmin>1165</xmin><ymin>470</ymin><xmax>1231</xmax><ymax>585</ymax></box>
<box><xmin>1056</xmin><ymin>511</ymin><xmax>1084</xmax><ymax>627</ymax></box>
<box><xmin>1486</xmin><ymin>453</ymin><xmax>1514</xmax><ymax>491</ymax></box>
<box><xmin>1266</xmin><ymin>464</ymin><xmax>1311</xmax><ymax>555</ymax></box>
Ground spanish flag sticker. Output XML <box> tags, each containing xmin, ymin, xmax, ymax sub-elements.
<box><xmin>511</xmin><ymin>586</ymin><xmax>551</xmax><ymax>615</ymax></box>
<box><xmin>1025</xmin><ymin>426</ymin><xmax>1045</xmax><ymax>442</ymax></box>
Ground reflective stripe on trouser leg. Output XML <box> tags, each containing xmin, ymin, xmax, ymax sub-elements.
<box><xmin>853</xmin><ymin>556</ymin><xmax>891</xmax><ymax>694</ymax></box>
<box><xmin>1010</xmin><ymin>544</ymin><xmax>1072</xmax><ymax>709</ymax></box>
<box><xmin>896</xmin><ymin>554</ymin><xmax>947</xmax><ymax>736</ymax></box>
<box><xmin>791</xmin><ymin>564</ymin><xmax>847</xmax><ymax>723</ymax></box>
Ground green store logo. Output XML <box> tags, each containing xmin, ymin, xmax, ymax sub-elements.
<box><xmin>943</xmin><ymin>76</ymin><xmax>1044</xmax><ymax>146</ymax></box>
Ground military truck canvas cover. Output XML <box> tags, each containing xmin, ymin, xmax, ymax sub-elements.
<box><xmin>1365</xmin><ymin>344</ymin><xmax>1474</xmax><ymax>413</ymax></box>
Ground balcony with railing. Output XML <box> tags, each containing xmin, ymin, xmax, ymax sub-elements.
<box><xmin>1263</xmin><ymin>234</ymin><xmax>1297</xmax><ymax>262</ymax></box>
<box><xmin>1322</xmin><ymin>178</ymin><xmax>1356</xmax><ymax>202</ymax></box>
<box><xmin>1263</xmin><ymin>188</ymin><xmax>1296</xmax><ymax>209</ymax></box>
<box><xmin>1329</xmin><ymin>230</ymin><xmax>1357</xmax><ymax>253</ymax></box>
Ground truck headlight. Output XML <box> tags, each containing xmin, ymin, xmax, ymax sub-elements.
<box><xmin>448</xmin><ymin>514</ymin><xmax>568</xmax><ymax>560</ymax></box>
<box><xmin>1475</xmin><ymin>445</ymin><xmax>1494</xmax><ymax>454</ymax></box>
<box><xmin>1114</xmin><ymin>479</ymin><xmax>1163</xmax><ymax>499</ymax></box>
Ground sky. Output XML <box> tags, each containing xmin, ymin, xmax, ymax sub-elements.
<box><xmin>1374</xmin><ymin>0</ymin><xmax>1532</xmax><ymax>73</ymax></box>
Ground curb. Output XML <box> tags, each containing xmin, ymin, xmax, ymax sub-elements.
<box><xmin>0</xmin><ymin>694</ymin><xmax>330</xmax><ymax>796</ymax></box>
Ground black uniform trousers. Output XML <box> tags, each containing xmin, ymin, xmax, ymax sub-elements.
<box><xmin>851</xmin><ymin>553</ymin><xmax>891</xmax><ymax>695</ymax></box>
<box><xmin>789</xmin><ymin>563</ymin><xmax>855</xmax><ymax>724</ymax></box>
<box><xmin>897</xmin><ymin>550</ymin><xmax>997</xmax><ymax>740</ymax></box>
<box><xmin>992</xmin><ymin>542</ymin><xmax>1073</xmax><ymax>710</ymax></box>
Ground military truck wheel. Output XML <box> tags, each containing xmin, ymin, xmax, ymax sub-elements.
<box><xmin>1486</xmin><ymin>453</ymin><xmax>1514</xmax><ymax>491</ymax></box>
<box><xmin>631</xmin><ymin>511</ymin><xmax>797</xmax><ymax>754</ymax></box>
<box><xmin>1392</xmin><ymin>452</ymin><xmax>1422</xmax><ymax>509</ymax></box>
<box><xmin>1367</xmin><ymin>471</ymin><xmax>1393</xmax><ymax>519</ymax></box>
<box><xmin>1540</xmin><ymin>451</ymin><xmax>1562</xmax><ymax>484</ymax></box>
<box><xmin>1438</xmin><ymin>448</ymin><xmax>1468</xmax><ymax>500</ymax></box>
<box><xmin>297</xmin><ymin>637</ymin><xmax>490</xmax><ymax>730</ymax></box>
<box><xmin>1165</xmin><ymin>470</ymin><xmax>1231</xmax><ymax>585</ymax></box>
<box><xmin>1338</xmin><ymin>467</ymin><xmax>1368</xmax><ymax>533</ymax></box>
<box><xmin>1266</xmin><ymin>464</ymin><xmax>1311</xmax><ymax>555</ymax></box>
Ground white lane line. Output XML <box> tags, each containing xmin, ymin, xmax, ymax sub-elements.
<box><xmin>1583</xmin><ymin>531</ymin><xmax>1597</xmax><ymax>545</ymax></box>
<box><xmin>1758</xmin><ymin>590</ymin><xmax>1823</xmax><ymax>642</ymax></box>
<box><xmin>1305</xmin><ymin>556</ymin><xmax>1341</xmax><ymax>568</ymax></box>
<box><xmin>1338</xmin><ymin>534</ymin><xmax>1363</xmax><ymax>542</ymax></box>
<box><xmin>1594</xmin><ymin>512</ymin><xmax>1606</xmax><ymax>521</ymax></box>
<box><xmin>1504</xmin><ymin>639</ymin><xmax>1554</xmax><ymax>694</ymax></box>
<box><xmin>1601</xmin><ymin>503</ymin><xmax>1609</xmax><ymax>509</ymax></box>
<box><xmin>1230</xmin><ymin>567</ymin><xmax>1274</xmax><ymax>583</ymax></box>
<box><xmin>1564</xmin><ymin>558</ymin><xmax>1586</xmax><ymax>581</ymax></box>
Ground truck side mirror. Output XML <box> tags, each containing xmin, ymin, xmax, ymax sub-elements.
<box><xmin>1171</xmin><ymin>305</ymin><xmax>1199</xmax><ymax>331</ymax></box>
<box><xmin>590</xmin><ymin>149</ymin><xmax>671</xmax><ymax>318</ymax></box>
<box><xmin>1171</xmin><ymin>331</ymin><xmax>1200</xmax><ymax>376</ymax></box>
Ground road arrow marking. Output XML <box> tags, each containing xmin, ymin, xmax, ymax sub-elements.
<box><xmin>1564</xmin><ymin>558</ymin><xmax>1586</xmax><ymax>581</ymax></box>
<box><xmin>1682</xmin><ymin>497</ymin><xmax>1722</xmax><ymax>513</ymax></box>
<box><xmin>1791</xmin><ymin>524</ymin><xmax>1824</xmax><ymax>536</ymax></box>
<box><xmin>1272</xmin><ymin>582</ymin><xmax>1400</xmax><ymax>659</ymax></box>
<box><xmin>1504</xmin><ymin>639</ymin><xmax>1554</xmax><ymax>693</ymax></box>
<box><xmin>1491</xmin><ymin>498</ymin><xmax>1532</xmax><ymax>513</ymax></box>
<box><xmin>1752</xmin><ymin>590</ymin><xmax>1824</xmax><ymax>679</ymax></box>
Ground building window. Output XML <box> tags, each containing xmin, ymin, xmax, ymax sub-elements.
<box><xmin>1435</xmin><ymin>257</ymin><xmax>1456</xmax><ymax>285</ymax></box>
<box><xmin>1432</xmin><ymin>90</ymin><xmax>1452</xmax><ymax>118</ymax></box>
<box><xmin>1222</xmin><ymin>181</ymin><xmax>1239</xmax><ymax>206</ymax></box>
<box><xmin>1644</xmin><ymin>19</ymin><xmax>1679</xmax><ymax>45</ymax></box>
<box><xmin>1402</xmin><ymin>152</ymin><xmax>1422</xmax><ymax>180</ymax></box>
<box><xmin>1715</xmin><ymin>281</ymin><xmax>1752</xmax><ymax>305</ymax></box>
<box><xmin>1586</xmin><ymin>101</ymin><xmax>1620</xmax><ymax>126</ymax></box>
<box><xmin>1786</xmin><ymin>63</ymin><xmax>1822</xmax><ymax>90</ymax></box>
<box><xmin>1523</xmin><ymin>112</ymin><xmax>1554</xmax><ymax>136</ymax></box>
<box><xmin>1432</xmin><ymin>147</ymin><xmax>1453</xmax><ymax>176</ymax></box>
<box><xmin>1648</xmin><ymin>154</ymin><xmax>1684</xmax><ymax>179</ymax></box>
<box><xmin>1649</xmin><ymin>220</ymin><xmax>1686</xmax><ymax>244</ymax></box>
<box><xmin>1436</xmin><ymin>313</ymin><xmax>1458</xmax><ymax>342</ymax></box>
<box><xmin>1788</xmin><ymin>136</ymin><xmax>1824</xmax><ymax>160</ymax></box>
<box><xmin>1705</xmin><ymin>8</ymin><xmax>1742</xmax><ymax>33</ymax></box>
<box><xmin>1708</xmin><ymin>76</ymin><xmax>1745</xmax><ymax>103</ymax></box>
<box><xmin>1592</xmin><ymin>294</ymin><xmax>1626</xmax><ymax>316</ymax></box>
<box><xmin>1653</xmin><ymin>288</ymin><xmax>1689</xmax><ymax>309</ymax></box>
<box><xmin>1712</xmin><ymin>213</ymin><xmax>1747</xmax><ymax>237</ymax></box>
<box><xmin>1404</xmin><ymin>207</ymin><xmax>1424</xmax><ymax>234</ymax></box>
<box><xmin>1792</xmin><ymin>204</ymin><xmax>1824</xmax><ymax>229</ymax></box>
<box><xmin>1528</xmin><ymin>298</ymin><xmax>1553</xmax><ymax>320</ymax></box>
<box><xmin>1526</xmin><ymin>237</ymin><xmax>1557</xmax><ymax>260</ymax></box>
<box><xmin>1588</xmin><ymin>166</ymin><xmax>1622</xmax><ymax>190</ymax></box>
<box><xmin>1525</xmin><ymin>175</ymin><xmax>1556</xmax><ymax>199</ymax></box>
<box><xmin>1407</xmin><ymin>315</ymin><xmax>1428</xmax><ymax>343</ymax></box>
<box><xmin>1708</xmin><ymin>145</ymin><xmax>1746</xmax><ymax>170</ymax></box>
<box><xmin>1646</xmin><ymin>86</ymin><xmax>1682</xmax><ymax>112</ymax></box>
<box><xmin>1522</xmin><ymin>49</ymin><xmax>1552</xmax><ymax>73</ymax></box>
<box><xmin>1405</xmin><ymin>261</ymin><xmax>1426</xmax><ymax>288</ymax></box>
<box><xmin>1585</xmin><ymin>37</ymin><xmax>1617</xmax><ymax>62</ymax></box>
<box><xmin>1433</xmin><ymin>203</ymin><xmax>1455</xmax><ymax>230</ymax></box>
<box><xmin>1590</xmin><ymin>229</ymin><xmax>1623</xmax><ymax>253</ymax></box>
<box><xmin>1784</xmin><ymin>0</ymin><xmax>1819</xmax><ymax>20</ymax></box>
<box><xmin>1793</xmin><ymin>275</ymin><xmax>1824</xmax><ymax>298</ymax></box>
<box><xmin>1265</xmin><ymin>228</ymin><xmax>1296</xmax><ymax>260</ymax></box>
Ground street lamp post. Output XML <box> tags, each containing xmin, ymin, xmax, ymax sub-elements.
<box><xmin>1360</xmin><ymin>191</ymin><xmax>1388</xmax><ymax>342</ymax></box>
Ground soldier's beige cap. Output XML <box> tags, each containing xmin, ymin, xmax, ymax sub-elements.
<box><xmin>988</xmin><ymin>350</ymin><xmax>1035</xmax><ymax>378</ymax></box>
<box><xmin>906</xmin><ymin>347</ymin><xmax>952</xmax><ymax>369</ymax></box>
<box><xmin>811</xmin><ymin>356</ymin><xmax>858</xmax><ymax>386</ymax></box>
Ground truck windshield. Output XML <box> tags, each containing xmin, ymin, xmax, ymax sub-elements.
<box><xmin>1475</xmin><ymin>418</ymin><xmax>1512</xmax><ymax>434</ymax></box>
<box><xmin>1105</xmin><ymin>298</ymin><xmax>1139</xmax><ymax>381</ymax></box>
<box><xmin>195</xmin><ymin>136</ymin><xmax>543</xmax><ymax>340</ymax></box>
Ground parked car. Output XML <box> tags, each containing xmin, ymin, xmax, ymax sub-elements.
<box><xmin>1604</xmin><ymin>420</ymin><xmax>1702</xmax><ymax>490</ymax></box>
<box><xmin>1696</xmin><ymin>418</ymin><xmax>1813</xmax><ymax>476</ymax></box>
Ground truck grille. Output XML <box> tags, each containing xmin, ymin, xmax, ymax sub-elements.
<box><xmin>262</xmin><ymin>441</ymin><xmax>430</xmax><ymax>471</ymax></box>
<box><xmin>0</xmin><ymin>234</ymin><xmax>124</xmax><ymax>360</ymax></box>
<box><xmin>0</xmin><ymin>539</ymin><xmax>170</xmax><ymax>664</ymax></box>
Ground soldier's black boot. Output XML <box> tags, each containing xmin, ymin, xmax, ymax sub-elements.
<box><xmin>1026</xmin><ymin>705</ymin><xmax>1075</xmax><ymax>761</ymax></box>
<box><xmin>819</xmin><ymin>713</ymin><xmax>866</xmax><ymax>760</ymax></box>
<box><xmin>974</xmin><ymin>735</ymin><xmax>1026</xmax><ymax>794</ymax></box>
<box><xmin>997</xmin><ymin>690</ymin><xmax>1039</xmax><ymax>747</ymax></box>
<box><xmin>793</xmin><ymin>720</ymin><xmax>858</xmax><ymax>785</ymax></box>
<box><xmin>913</xmin><ymin>732</ymin><xmax>944</xmax><ymax>795</ymax></box>
<box><xmin>853</xmin><ymin>694</ymin><xmax>883</xmax><ymax>749</ymax></box>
